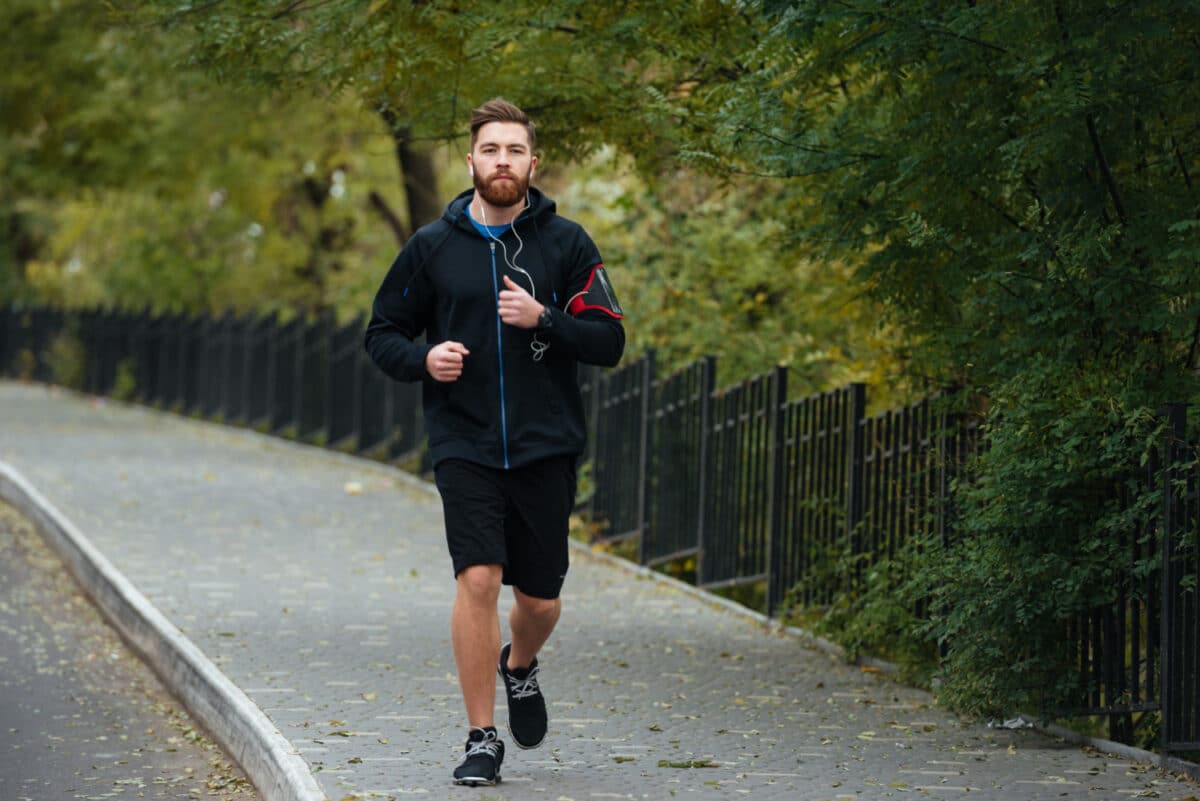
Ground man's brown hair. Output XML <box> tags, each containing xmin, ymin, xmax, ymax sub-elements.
<box><xmin>470</xmin><ymin>98</ymin><xmax>536</xmax><ymax>152</ymax></box>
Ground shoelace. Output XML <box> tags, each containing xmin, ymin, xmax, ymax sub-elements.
<box><xmin>466</xmin><ymin>731</ymin><xmax>501</xmax><ymax>759</ymax></box>
<box><xmin>504</xmin><ymin>664</ymin><xmax>541</xmax><ymax>700</ymax></box>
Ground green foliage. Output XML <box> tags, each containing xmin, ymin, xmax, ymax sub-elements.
<box><xmin>5</xmin><ymin>1</ymin><xmax>911</xmax><ymax>403</ymax></box>
<box><xmin>46</xmin><ymin>330</ymin><xmax>86</xmax><ymax>390</ymax></box>
<box><xmin>710</xmin><ymin>580</ymin><xmax>768</xmax><ymax>616</ymax></box>
<box><xmin>2</xmin><ymin>1</ymin><xmax>408</xmax><ymax>316</ymax></box>
<box><xmin>918</xmin><ymin>390</ymin><xmax>1168</xmax><ymax>717</ymax></box>
<box><xmin>681</xmin><ymin>1</ymin><xmax>1200</xmax><ymax>717</ymax></box>
<box><xmin>13</xmin><ymin>349</ymin><xmax>36</xmax><ymax>381</ymax></box>
<box><xmin>558</xmin><ymin>149</ymin><xmax>913</xmax><ymax>401</ymax></box>
<box><xmin>141</xmin><ymin>1</ymin><xmax>756</xmax><ymax>167</ymax></box>
<box><xmin>111</xmin><ymin>357</ymin><xmax>138</xmax><ymax>402</ymax></box>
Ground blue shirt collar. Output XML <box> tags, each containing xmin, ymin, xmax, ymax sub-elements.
<box><xmin>467</xmin><ymin>205</ymin><xmax>512</xmax><ymax>239</ymax></box>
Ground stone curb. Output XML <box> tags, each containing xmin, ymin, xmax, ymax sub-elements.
<box><xmin>0</xmin><ymin>460</ymin><xmax>329</xmax><ymax>801</ymax></box>
<box><xmin>1011</xmin><ymin>714</ymin><xmax>1196</xmax><ymax>778</ymax></box>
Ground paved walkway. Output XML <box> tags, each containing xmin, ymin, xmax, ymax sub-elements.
<box><xmin>0</xmin><ymin>381</ymin><xmax>1196</xmax><ymax>801</ymax></box>
<box><xmin>0</xmin><ymin>501</ymin><xmax>258</xmax><ymax>800</ymax></box>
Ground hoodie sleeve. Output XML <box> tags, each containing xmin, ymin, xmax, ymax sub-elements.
<box><xmin>543</xmin><ymin>226</ymin><xmax>625</xmax><ymax>367</ymax></box>
<box><xmin>363</xmin><ymin>232</ymin><xmax>438</xmax><ymax>383</ymax></box>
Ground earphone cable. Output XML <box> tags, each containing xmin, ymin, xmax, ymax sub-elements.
<box><xmin>477</xmin><ymin>191</ymin><xmax>549</xmax><ymax>361</ymax></box>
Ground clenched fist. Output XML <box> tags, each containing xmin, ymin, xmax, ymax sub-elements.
<box><xmin>426</xmin><ymin>341</ymin><xmax>470</xmax><ymax>382</ymax></box>
<box><xmin>498</xmin><ymin>274</ymin><xmax>545</xmax><ymax>329</ymax></box>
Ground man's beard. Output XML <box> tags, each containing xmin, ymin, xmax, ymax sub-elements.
<box><xmin>473</xmin><ymin>168</ymin><xmax>530</xmax><ymax>208</ymax></box>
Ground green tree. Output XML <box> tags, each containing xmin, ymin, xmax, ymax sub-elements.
<box><xmin>1</xmin><ymin>1</ymin><xmax>410</xmax><ymax>315</ymax></box>
<box><xmin>0</xmin><ymin>0</ymin><xmax>131</xmax><ymax>301</ymax></box>
<box><xmin>680</xmin><ymin>1</ymin><xmax>1200</xmax><ymax>719</ymax></box>
<box><xmin>561</xmin><ymin>148</ymin><xmax>906</xmax><ymax>400</ymax></box>
<box><xmin>139</xmin><ymin>0</ymin><xmax>758</xmax><ymax>225</ymax></box>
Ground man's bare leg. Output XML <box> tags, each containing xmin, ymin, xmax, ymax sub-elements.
<box><xmin>451</xmin><ymin>564</ymin><xmax>503</xmax><ymax>727</ymax></box>
<box><xmin>506</xmin><ymin>588</ymin><xmax>560</xmax><ymax>670</ymax></box>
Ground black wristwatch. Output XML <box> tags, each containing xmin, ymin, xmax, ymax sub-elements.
<box><xmin>537</xmin><ymin>305</ymin><xmax>553</xmax><ymax>330</ymax></box>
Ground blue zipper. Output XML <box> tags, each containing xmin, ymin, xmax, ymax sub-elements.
<box><xmin>488</xmin><ymin>241</ymin><xmax>510</xmax><ymax>469</ymax></box>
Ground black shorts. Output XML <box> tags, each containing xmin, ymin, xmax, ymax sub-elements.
<box><xmin>434</xmin><ymin>455</ymin><xmax>577</xmax><ymax>600</ymax></box>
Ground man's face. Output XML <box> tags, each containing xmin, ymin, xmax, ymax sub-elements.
<box><xmin>470</xmin><ymin>121</ymin><xmax>536</xmax><ymax>208</ymax></box>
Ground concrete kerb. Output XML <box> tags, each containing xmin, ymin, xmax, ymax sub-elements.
<box><xmin>1014</xmin><ymin>714</ymin><xmax>1198</xmax><ymax>779</ymax></box>
<box><xmin>0</xmin><ymin>461</ymin><xmax>329</xmax><ymax>801</ymax></box>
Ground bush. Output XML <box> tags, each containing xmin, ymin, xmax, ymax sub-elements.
<box><xmin>111</xmin><ymin>357</ymin><xmax>137</xmax><ymax>402</ymax></box>
<box><xmin>46</xmin><ymin>330</ymin><xmax>86</xmax><ymax>389</ymax></box>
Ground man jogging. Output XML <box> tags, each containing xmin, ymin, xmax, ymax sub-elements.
<box><xmin>364</xmin><ymin>98</ymin><xmax>625</xmax><ymax>786</ymax></box>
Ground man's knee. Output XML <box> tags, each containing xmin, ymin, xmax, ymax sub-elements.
<box><xmin>456</xmin><ymin>564</ymin><xmax>503</xmax><ymax>602</ymax></box>
<box><xmin>514</xmin><ymin>590</ymin><xmax>560</xmax><ymax>623</ymax></box>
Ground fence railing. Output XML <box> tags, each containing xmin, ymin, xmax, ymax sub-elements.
<box><xmin>586</xmin><ymin>354</ymin><xmax>977</xmax><ymax>617</ymax></box>
<box><xmin>582</xmin><ymin>347</ymin><xmax>1197</xmax><ymax>758</ymax></box>
<box><xmin>0</xmin><ymin>306</ymin><xmax>426</xmax><ymax>466</ymax></box>
<box><xmin>1163</xmin><ymin>404</ymin><xmax>1200</xmax><ymax>761</ymax></box>
<box><xmin>1</xmin><ymin>304</ymin><xmax>1196</xmax><ymax>758</ymax></box>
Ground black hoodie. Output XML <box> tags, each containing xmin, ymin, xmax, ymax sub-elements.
<box><xmin>364</xmin><ymin>187</ymin><xmax>625</xmax><ymax>470</ymax></box>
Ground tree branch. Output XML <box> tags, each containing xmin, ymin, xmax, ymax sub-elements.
<box><xmin>270</xmin><ymin>0</ymin><xmax>343</xmax><ymax>20</ymax></box>
<box><xmin>724</xmin><ymin>160</ymin><xmax>882</xmax><ymax>179</ymax></box>
<box><xmin>368</xmin><ymin>190</ymin><xmax>408</xmax><ymax>246</ymax></box>
<box><xmin>1086</xmin><ymin>114</ymin><xmax>1129</xmax><ymax>225</ymax></box>
<box><xmin>1187</xmin><ymin>313</ymin><xmax>1200</xmax><ymax>371</ymax></box>
<box><xmin>737</xmin><ymin>124</ymin><xmax>883</xmax><ymax>160</ymax></box>
<box><xmin>833</xmin><ymin>1</ymin><xmax>1009</xmax><ymax>54</ymax></box>
<box><xmin>1163</xmin><ymin>112</ymin><xmax>1195</xmax><ymax>191</ymax></box>
<box><xmin>968</xmin><ymin>189</ymin><xmax>1028</xmax><ymax>234</ymax></box>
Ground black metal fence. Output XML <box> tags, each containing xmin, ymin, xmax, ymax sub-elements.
<box><xmin>583</xmin><ymin>348</ymin><xmax>1197</xmax><ymax>759</ymax></box>
<box><xmin>0</xmin><ymin>306</ymin><xmax>425</xmax><ymax>464</ymax></box>
<box><xmin>2</xmin><ymin>305</ymin><xmax>1197</xmax><ymax>758</ymax></box>
<box><xmin>1163</xmin><ymin>404</ymin><xmax>1200</xmax><ymax>761</ymax></box>
<box><xmin>587</xmin><ymin>352</ymin><xmax>977</xmax><ymax>616</ymax></box>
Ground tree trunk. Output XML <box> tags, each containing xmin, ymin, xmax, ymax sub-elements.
<box><xmin>378</xmin><ymin>108</ymin><xmax>443</xmax><ymax>244</ymax></box>
<box><xmin>397</xmin><ymin>134</ymin><xmax>442</xmax><ymax>229</ymax></box>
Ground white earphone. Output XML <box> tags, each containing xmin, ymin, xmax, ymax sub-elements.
<box><xmin>468</xmin><ymin>162</ymin><xmax>474</xmax><ymax>177</ymax></box>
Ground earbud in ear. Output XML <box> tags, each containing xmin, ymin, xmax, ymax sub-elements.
<box><xmin>468</xmin><ymin>163</ymin><xmax>474</xmax><ymax>177</ymax></box>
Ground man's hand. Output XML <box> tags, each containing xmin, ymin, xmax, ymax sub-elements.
<box><xmin>425</xmin><ymin>341</ymin><xmax>470</xmax><ymax>382</ymax></box>
<box><xmin>498</xmin><ymin>274</ymin><xmax>544</xmax><ymax>329</ymax></box>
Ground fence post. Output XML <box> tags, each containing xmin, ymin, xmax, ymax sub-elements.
<box><xmin>764</xmin><ymin>364</ymin><xmax>789</xmax><ymax>617</ymax></box>
<box><xmin>693</xmin><ymin>356</ymin><xmax>717</xmax><ymax>587</ymax></box>
<box><xmin>845</xmin><ymin>383</ymin><xmax>867</xmax><ymax>590</ymax></box>
<box><xmin>586</xmin><ymin>364</ymin><xmax>603</xmax><ymax>521</ymax></box>
<box><xmin>1160</xmin><ymin>402</ymin><xmax>1187</xmax><ymax>756</ymax></box>
<box><xmin>636</xmin><ymin>349</ymin><xmax>656</xmax><ymax>565</ymax></box>
<box><xmin>290</xmin><ymin>318</ymin><xmax>305</xmax><ymax>437</ymax></box>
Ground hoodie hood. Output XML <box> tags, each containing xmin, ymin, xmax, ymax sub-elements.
<box><xmin>443</xmin><ymin>186</ymin><xmax>557</xmax><ymax>230</ymax></box>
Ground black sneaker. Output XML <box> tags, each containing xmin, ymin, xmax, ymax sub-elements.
<box><xmin>498</xmin><ymin>642</ymin><xmax>548</xmax><ymax>749</ymax></box>
<box><xmin>452</xmin><ymin>727</ymin><xmax>504</xmax><ymax>786</ymax></box>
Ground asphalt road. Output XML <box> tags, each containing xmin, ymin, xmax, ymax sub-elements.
<box><xmin>0</xmin><ymin>501</ymin><xmax>259</xmax><ymax>801</ymax></box>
